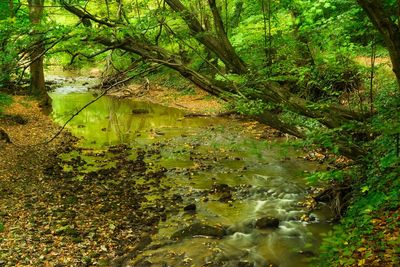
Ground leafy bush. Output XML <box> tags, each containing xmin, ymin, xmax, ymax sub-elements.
<box><xmin>232</xmin><ymin>97</ymin><xmax>267</xmax><ymax>116</ymax></box>
<box><xmin>296</xmin><ymin>57</ymin><xmax>362</xmax><ymax>100</ymax></box>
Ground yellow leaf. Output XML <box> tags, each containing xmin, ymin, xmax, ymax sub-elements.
<box><xmin>358</xmin><ymin>259</ymin><xmax>366</xmax><ymax>266</ymax></box>
<box><xmin>357</xmin><ymin>247</ymin><xmax>366</xmax><ymax>253</ymax></box>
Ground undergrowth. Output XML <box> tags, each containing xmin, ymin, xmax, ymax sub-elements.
<box><xmin>315</xmin><ymin>82</ymin><xmax>400</xmax><ymax>266</ymax></box>
<box><xmin>0</xmin><ymin>92</ymin><xmax>12</xmax><ymax>114</ymax></box>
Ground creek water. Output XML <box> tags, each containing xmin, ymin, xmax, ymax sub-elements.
<box><xmin>49</xmin><ymin>76</ymin><xmax>333</xmax><ymax>267</ymax></box>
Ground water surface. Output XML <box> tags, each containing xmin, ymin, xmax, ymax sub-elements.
<box><xmin>50</xmin><ymin>78</ymin><xmax>332</xmax><ymax>267</ymax></box>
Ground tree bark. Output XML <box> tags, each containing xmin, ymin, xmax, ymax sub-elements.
<box><xmin>165</xmin><ymin>0</ymin><xmax>247</xmax><ymax>74</ymax></box>
<box><xmin>28</xmin><ymin>0</ymin><xmax>50</xmax><ymax>107</ymax></box>
<box><xmin>357</xmin><ymin>0</ymin><xmax>400</xmax><ymax>88</ymax></box>
<box><xmin>8</xmin><ymin>0</ymin><xmax>15</xmax><ymax>18</ymax></box>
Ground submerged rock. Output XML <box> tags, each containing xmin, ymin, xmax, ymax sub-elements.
<box><xmin>171</xmin><ymin>223</ymin><xmax>226</xmax><ymax>240</ymax></box>
<box><xmin>255</xmin><ymin>217</ymin><xmax>280</xmax><ymax>229</ymax></box>
<box><xmin>132</xmin><ymin>108</ymin><xmax>149</xmax><ymax>114</ymax></box>
<box><xmin>218</xmin><ymin>192</ymin><xmax>233</xmax><ymax>202</ymax></box>
<box><xmin>183</xmin><ymin>203</ymin><xmax>196</xmax><ymax>212</ymax></box>
<box><xmin>211</xmin><ymin>183</ymin><xmax>231</xmax><ymax>193</ymax></box>
<box><xmin>171</xmin><ymin>194</ymin><xmax>183</xmax><ymax>202</ymax></box>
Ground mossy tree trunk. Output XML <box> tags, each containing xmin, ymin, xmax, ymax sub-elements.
<box><xmin>165</xmin><ymin>0</ymin><xmax>247</xmax><ymax>74</ymax></box>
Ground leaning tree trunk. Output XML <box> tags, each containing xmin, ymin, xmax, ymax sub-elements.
<box><xmin>62</xmin><ymin>1</ymin><xmax>368</xmax><ymax>161</ymax></box>
<box><xmin>165</xmin><ymin>0</ymin><xmax>247</xmax><ymax>74</ymax></box>
<box><xmin>28</xmin><ymin>0</ymin><xmax>50</xmax><ymax>107</ymax></box>
<box><xmin>357</xmin><ymin>0</ymin><xmax>400</xmax><ymax>88</ymax></box>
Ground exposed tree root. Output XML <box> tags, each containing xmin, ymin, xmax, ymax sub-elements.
<box><xmin>314</xmin><ymin>181</ymin><xmax>354</xmax><ymax>220</ymax></box>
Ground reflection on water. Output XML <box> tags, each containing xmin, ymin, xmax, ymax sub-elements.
<box><xmin>51</xmin><ymin>92</ymin><xmax>227</xmax><ymax>147</ymax></box>
<box><xmin>50</xmin><ymin>80</ymin><xmax>333</xmax><ymax>267</ymax></box>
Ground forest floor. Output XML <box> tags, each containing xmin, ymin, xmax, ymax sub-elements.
<box><xmin>0</xmin><ymin>96</ymin><xmax>168</xmax><ymax>266</ymax></box>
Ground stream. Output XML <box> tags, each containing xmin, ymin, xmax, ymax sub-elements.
<box><xmin>49</xmin><ymin>75</ymin><xmax>333</xmax><ymax>267</ymax></box>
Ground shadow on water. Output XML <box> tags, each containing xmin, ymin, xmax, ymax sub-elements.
<box><xmin>50</xmin><ymin>78</ymin><xmax>333</xmax><ymax>267</ymax></box>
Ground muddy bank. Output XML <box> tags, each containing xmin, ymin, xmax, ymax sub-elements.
<box><xmin>105</xmin><ymin>82</ymin><xmax>226</xmax><ymax>116</ymax></box>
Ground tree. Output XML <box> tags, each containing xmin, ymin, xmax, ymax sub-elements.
<box><xmin>357</xmin><ymin>0</ymin><xmax>400</xmax><ymax>88</ymax></box>
<box><xmin>164</xmin><ymin>0</ymin><xmax>247</xmax><ymax>74</ymax></box>
<box><xmin>9</xmin><ymin>0</ymin><xmax>15</xmax><ymax>18</ymax></box>
<box><xmin>60</xmin><ymin>0</ymin><xmax>368</xmax><ymax>160</ymax></box>
<box><xmin>28</xmin><ymin>0</ymin><xmax>50</xmax><ymax>107</ymax></box>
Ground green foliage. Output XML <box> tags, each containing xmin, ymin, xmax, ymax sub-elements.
<box><xmin>0</xmin><ymin>93</ymin><xmax>12</xmax><ymax>114</ymax></box>
<box><xmin>232</xmin><ymin>97</ymin><xmax>266</xmax><ymax>116</ymax></box>
<box><xmin>316</xmin><ymin>84</ymin><xmax>400</xmax><ymax>266</ymax></box>
<box><xmin>296</xmin><ymin>57</ymin><xmax>362</xmax><ymax>100</ymax></box>
<box><xmin>0</xmin><ymin>7</ymin><xmax>31</xmax><ymax>87</ymax></box>
<box><xmin>308</xmin><ymin>169</ymin><xmax>345</xmax><ymax>184</ymax></box>
<box><xmin>0</xmin><ymin>1</ymin><xmax>12</xmax><ymax>20</ymax></box>
<box><xmin>0</xmin><ymin>221</ymin><xmax>4</xmax><ymax>232</ymax></box>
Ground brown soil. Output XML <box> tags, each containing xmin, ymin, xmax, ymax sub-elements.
<box><xmin>354</xmin><ymin>56</ymin><xmax>391</xmax><ymax>67</ymax></box>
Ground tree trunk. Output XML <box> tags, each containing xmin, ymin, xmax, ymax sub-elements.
<box><xmin>357</xmin><ymin>0</ymin><xmax>400</xmax><ymax>88</ymax></box>
<box><xmin>64</xmin><ymin>3</ymin><xmax>368</xmax><ymax>161</ymax></box>
<box><xmin>230</xmin><ymin>1</ymin><xmax>243</xmax><ymax>29</ymax></box>
<box><xmin>165</xmin><ymin>0</ymin><xmax>247</xmax><ymax>74</ymax></box>
<box><xmin>8</xmin><ymin>0</ymin><xmax>15</xmax><ymax>18</ymax></box>
<box><xmin>28</xmin><ymin>0</ymin><xmax>50</xmax><ymax>107</ymax></box>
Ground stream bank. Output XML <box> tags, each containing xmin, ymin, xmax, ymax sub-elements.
<box><xmin>0</xmin><ymin>76</ymin><xmax>334</xmax><ymax>266</ymax></box>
